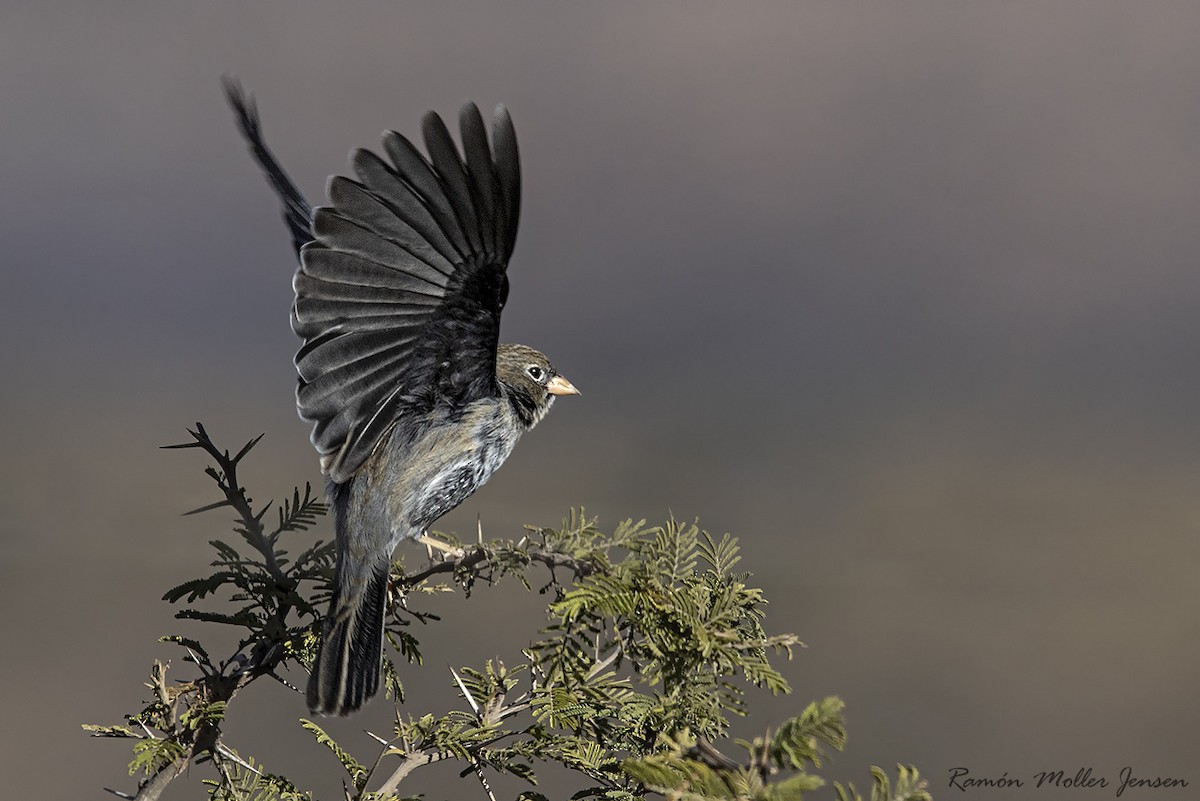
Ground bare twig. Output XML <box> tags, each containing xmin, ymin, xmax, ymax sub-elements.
<box><xmin>165</xmin><ymin>423</ymin><xmax>289</xmax><ymax>586</ymax></box>
<box><xmin>111</xmin><ymin>427</ymin><xmax>312</xmax><ymax>801</ymax></box>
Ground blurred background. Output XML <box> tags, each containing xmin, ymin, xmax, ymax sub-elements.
<box><xmin>3</xmin><ymin>3</ymin><xmax>1199</xmax><ymax>798</ymax></box>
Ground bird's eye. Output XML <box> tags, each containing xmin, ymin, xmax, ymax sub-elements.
<box><xmin>526</xmin><ymin>365</ymin><xmax>545</xmax><ymax>381</ymax></box>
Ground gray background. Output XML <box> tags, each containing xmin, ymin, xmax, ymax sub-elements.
<box><xmin>3</xmin><ymin>3</ymin><xmax>1198</xmax><ymax>798</ymax></box>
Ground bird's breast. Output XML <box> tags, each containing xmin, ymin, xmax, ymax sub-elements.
<box><xmin>373</xmin><ymin>398</ymin><xmax>523</xmax><ymax>533</ymax></box>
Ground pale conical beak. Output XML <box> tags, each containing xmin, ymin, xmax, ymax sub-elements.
<box><xmin>546</xmin><ymin>375</ymin><xmax>581</xmax><ymax>396</ymax></box>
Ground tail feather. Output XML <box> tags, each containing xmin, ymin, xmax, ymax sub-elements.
<box><xmin>307</xmin><ymin>560</ymin><xmax>390</xmax><ymax>715</ymax></box>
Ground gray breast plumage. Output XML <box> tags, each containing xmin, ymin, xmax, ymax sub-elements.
<box><xmin>348</xmin><ymin>397</ymin><xmax>523</xmax><ymax>548</ymax></box>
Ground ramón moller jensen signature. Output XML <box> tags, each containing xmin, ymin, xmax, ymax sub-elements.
<box><xmin>947</xmin><ymin>766</ymin><xmax>1189</xmax><ymax>796</ymax></box>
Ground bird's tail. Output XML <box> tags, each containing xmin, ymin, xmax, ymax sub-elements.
<box><xmin>307</xmin><ymin>492</ymin><xmax>391</xmax><ymax>716</ymax></box>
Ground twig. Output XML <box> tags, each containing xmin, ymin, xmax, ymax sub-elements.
<box><xmin>165</xmin><ymin>423</ymin><xmax>289</xmax><ymax>586</ymax></box>
<box><xmin>112</xmin><ymin>427</ymin><xmax>309</xmax><ymax>801</ymax></box>
<box><xmin>128</xmin><ymin>759</ymin><xmax>188</xmax><ymax>801</ymax></box>
<box><xmin>400</xmin><ymin>542</ymin><xmax>597</xmax><ymax>588</ymax></box>
<box><xmin>373</xmin><ymin>751</ymin><xmax>437</xmax><ymax>796</ymax></box>
<box><xmin>686</xmin><ymin>738</ymin><xmax>743</xmax><ymax>772</ymax></box>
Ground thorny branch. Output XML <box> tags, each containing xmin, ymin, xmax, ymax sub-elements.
<box><xmin>102</xmin><ymin>425</ymin><xmax>608</xmax><ymax>801</ymax></box>
<box><xmin>401</xmin><ymin>538</ymin><xmax>598</xmax><ymax>588</ymax></box>
<box><xmin>165</xmin><ymin>422</ymin><xmax>289</xmax><ymax>586</ymax></box>
<box><xmin>92</xmin><ymin>425</ymin><xmax>871</xmax><ymax>801</ymax></box>
<box><xmin>373</xmin><ymin>670</ymin><xmax>531</xmax><ymax>798</ymax></box>
<box><xmin>98</xmin><ymin>426</ymin><xmax>297</xmax><ymax>800</ymax></box>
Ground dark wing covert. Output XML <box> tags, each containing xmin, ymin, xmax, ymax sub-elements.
<box><xmin>292</xmin><ymin>103</ymin><xmax>521</xmax><ymax>483</ymax></box>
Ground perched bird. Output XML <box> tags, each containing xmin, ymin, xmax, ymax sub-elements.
<box><xmin>224</xmin><ymin>81</ymin><xmax>579</xmax><ymax>716</ymax></box>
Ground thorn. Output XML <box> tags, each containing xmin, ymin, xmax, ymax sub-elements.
<box><xmin>266</xmin><ymin>671</ymin><xmax>302</xmax><ymax>694</ymax></box>
<box><xmin>363</xmin><ymin>728</ymin><xmax>390</xmax><ymax>746</ymax></box>
<box><xmin>417</xmin><ymin>533</ymin><xmax>465</xmax><ymax>558</ymax></box>
<box><xmin>586</xmin><ymin>642</ymin><xmax>622</xmax><ymax>680</ymax></box>
<box><xmin>184</xmin><ymin>648</ymin><xmax>209</xmax><ymax>676</ymax></box>
<box><xmin>103</xmin><ymin>788</ymin><xmax>136</xmax><ymax>799</ymax></box>
<box><xmin>477</xmin><ymin>514</ymin><xmax>484</xmax><ymax>545</ymax></box>
<box><xmin>233</xmin><ymin>432</ymin><xmax>266</xmax><ymax>463</ymax></box>
<box><xmin>449</xmin><ymin>666</ymin><xmax>482</xmax><ymax>719</ymax></box>
<box><xmin>473</xmin><ymin>763</ymin><xmax>498</xmax><ymax>801</ymax></box>
<box><xmin>182</xmin><ymin>499</ymin><xmax>234</xmax><ymax>517</ymax></box>
<box><xmin>217</xmin><ymin>744</ymin><xmax>262</xmax><ymax>774</ymax></box>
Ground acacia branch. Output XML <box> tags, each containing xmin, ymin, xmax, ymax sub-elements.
<box><xmin>165</xmin><ymin>423</ymin><xmax>289</xmax><ymax>586</ymax></box>
<box><xmin>109</xmin><ymin>424</ymin><xmax>314</xmax><ymax>801</ymax></box>
<box><xmin>101</xmin><ymin>426</ymin><xmax>841</xmax><ymax>801</ymax></box>
<box><xmin>400</xmin><ymin>540</ymin><xmax>597</xmax><ymax>588</ymax></box>
<box><xmin>370</xmin><ymin>694</ymin><xmax>529</xmax><ymax>797</ymax></box>
<box><xmin>372</xmin><ymin>750</ymin><xmax>436</xmax><ymax>796</ymax></box>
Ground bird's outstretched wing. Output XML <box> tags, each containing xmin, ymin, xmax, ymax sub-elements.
<box><xmin>293</xmin><ymin>103</ymin><xmax>521</xmax><ymax>483</ymax></box>
<box><xmin>224</xmin><ymin>79</ymin><xmax>314</xmax><ymax>256</ymax></box>
<box><xmin>225</xmin><ymin>86</ymin><xmax>521</xmax><ymax>484</ymax></box>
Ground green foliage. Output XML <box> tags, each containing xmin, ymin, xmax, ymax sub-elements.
<box><xmin>761</xmin><ymin>697</ymin><xmax>848</xmax><ymax>771</ymax></box>
<box><xmin>85</xmin><ymin>424</ymin><xmax>929</xmax><ymax>800</ymax></box>
<box><xmin>202</xmin><ymin>749</ymin><xmax>312</xmax><ymax>801</ymax></box>
<box><xmin>833</xmin><ymin>765</ymin><xmax>932</xmax><ymax>801</ymax></box>
<box><xmin>300</xmin><ymin>719</ymin><xmax>369</xmax><ymax>791</ymax></box>
<box><xmin>130</xmin><ymin>736</ymin><xmax>188</xmax><ymax>778</ymax></box>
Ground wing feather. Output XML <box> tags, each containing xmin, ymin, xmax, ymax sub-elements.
<box><xmin>421</xmin><ymin>111</ymin><xmax>484</xmax><ymax>255</ymax></box>
<box><xmin>302</xmin><ymin>247</ymin><xmax>446</xmax><ymax>297</ymax></box>
<box><xmin>292</xmin><ymin>270</ymin><xmax>444</xmax><ymax>304</ymax></box>
<box><xmin>312</xmin><ymin>209</ymin><xmax>451</xmax><ymax>290</ymax></box>
<box><xmin>223</xmin><ymin>79</ymin><xmax>313</xmax><ymax>255</ymax></box>
<box><xmin>327</xmin><ymin>176</ymin><xmax>457</xmax><ymax>277</ymax></box>
<box><xmin>458</xmin><ymin>103</ymin><xmax>500</xmax><ymax>260</ymax></box>
<box><xmin>491</xmin><ymin>105</ymin><xmax>521</xmax><ymax>259</ymax></box>
<box><xmin>227</xmin><ymin>90</ymin><xmax>521</xmax><ymax>482</ymax></box>
<box><xmin>294</xmin><ymin>296</ymin><xmax>431</xmax><ymax>325</ymax></box>
<box><xmin>298</xmin><ymin>346</ymin><xmax>415</xmax><ymax>416</ymax></box>
<box><xmin>378</xmin><ymin>133</ymin><xmax>466</xmax><ymax>254</ymax></box>
<box><xmin>352</xmin><ymin>148</ymin><xmax>465</xmax><ymax>264</ymax></box>
<box><xmin>296</xmin><ymin>328</ymin><xmax>417</xmax><ymax>379</ymax></box>
<box><xmin>295</xmin><ymin>104</ymin><xmax>521</xmax><ymax>482</ymax></box>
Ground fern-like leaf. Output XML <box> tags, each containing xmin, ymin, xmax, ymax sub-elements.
<box><xmin>299</xmin><ymin>719</ymin><xmax>368</xmax><ymax>790</ymax></box>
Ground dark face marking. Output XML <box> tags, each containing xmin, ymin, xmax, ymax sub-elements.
<box><xmin>495</xmin><ymin>343</ymin><xmax>558</xmax><ymax>429</ymax></box>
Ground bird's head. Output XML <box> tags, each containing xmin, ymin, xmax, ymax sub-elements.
<box><xmin>496</xmin><ymin>343</ymin><xmax>579</xmax><ymax>429</ymax></box>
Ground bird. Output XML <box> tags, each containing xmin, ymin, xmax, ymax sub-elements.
<box><xmin>224</xmin><ymin>80</ymin><xmax>579</xmax><ymax>716</ymax></box>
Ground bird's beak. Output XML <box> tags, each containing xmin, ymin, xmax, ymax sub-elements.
<box><xmin>546</xmin><ymin>375</ymin><xmax>581</xmax><ymax>396</ymax></box>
